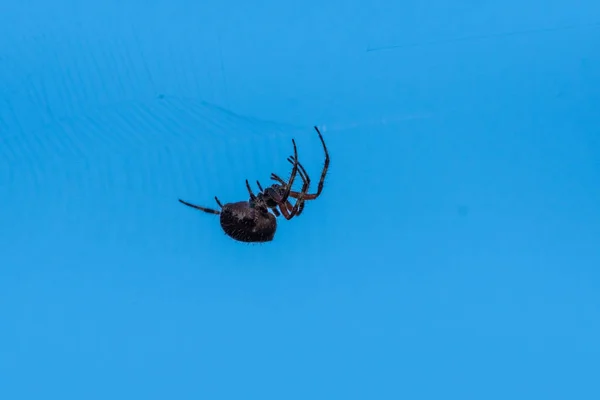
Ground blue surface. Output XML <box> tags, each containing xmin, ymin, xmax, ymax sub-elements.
<box><xmin>1</xmin><ymin>1</ymin><xmax>600</xmax><ymax>398</ymax></box>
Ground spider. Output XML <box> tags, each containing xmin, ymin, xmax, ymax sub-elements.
<box><xmin>178</xmin><ymin>126</ymin><xmax>330</xmax><ymax>243</ymax></box>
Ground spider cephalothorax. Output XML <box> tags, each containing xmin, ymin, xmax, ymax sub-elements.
<box><xmin>178</xmin><ymin>126</ymin><xmax>329</xmax><ymax>243</ymax></box>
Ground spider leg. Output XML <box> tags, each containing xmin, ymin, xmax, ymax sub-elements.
<box><xmin>272</xmin><ymin>186</ymin><xmax>307</xmax><ymax>219</ymax></box>
<box><xmin>288</xmin><ymin>166</ymin><xmax>308</xmax><ymax>217</ymax></box>
<box><xmin>286</xmin><ymin>156</ymin><xmax>311</xmax><ymax>188</ymax></box>
<box><xmin>268</xmin><ymin>180</ymin><xmax>305</xmax><ymax>198</ymax></box>
<box><xmin>271</xmin><ymin>171</ymin><xmax>309</xmax><ymax>202</ymax></box>
<box><xmin>280</xmin><ymin>198</ymin><xmax>305</xmax><ymax>217</ymax></box>
<box><xmin>270</xmin><ymin>156</ymin><xmax>310</xmax><ymax>219</ymax></box>
<box><xmin>276</xmin><ymin>202</ymin><xmax>295</xmax><ymax>220</ymax></box>
<box><xmin>245</xmin><ymin>179</ymin><xmax>257</xmax><ymax>200</ymax></box>
<box><xmin>271</xmin><ymin>157</ymin><xmax>311</xmax><ymax>187</ymax></box>
<box><xmin>285</xmin><ymin>156</ymin><xmax>311</xmax><ymax>215</ymax></box>
<box><xmin>214</xmin><ymin>196</ymin><xmax>224</xmax><ymax>208</ymax></box>
<box><xmin>277</xmin><ymin>126</ymin><xmax>330</xmax><ymax>201</ymax></box>
<box><xmin>270</xmin><ymin>173</ymin><xmax>304</xmax><ymax>211</ymax></box>
<box><xmin>269</xmin><ymin>139</ymin><xmax>299</xmax><ymax>204</ymax></box>
<box><xmin>283</xmin><ymin>187</ymin><xmax>306</xmax><ymax>219</ymax></box>
<box><xmin>270</xmin><ymin>164</ymin><xmax>310</xmax><ymax>215</ymax></box>
<box><xmin>266</xmin><ymin>174</ymin><xmax>304</xmax><ymax>219</ymax></box>
<box><xmin>270</xmin><ymin>173</ymin><xmax>286</xmax><ymax>185</ymax></box>
<box><xmin>178</xmin><ymin>199</ymin><xmax>220</xmax><ymax>215</ymax></box>
<box><xmin>256</xmin><ymin>180</ymin><xmax>264</xmax><ymax>192</ymax></box>
<box><xmin>270</xmin><ymin>187</ymin><xmax>310</xmax><ymax>202</ymax></box>
<box><xmin>309</xmin><ymin>126</ymin><xmax>330</xmax><ymax>199</ymax></box>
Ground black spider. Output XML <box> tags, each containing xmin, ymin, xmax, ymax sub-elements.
<box><xmin>178</xmin><ymin>126</ymin><xmax>330</xmax><ymax>243</ymax></box>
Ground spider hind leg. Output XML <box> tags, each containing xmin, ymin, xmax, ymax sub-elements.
<box><xmin>178</xmin><ymin>199</ymin><xmax>221</xmax><ymax>215</ymax></box>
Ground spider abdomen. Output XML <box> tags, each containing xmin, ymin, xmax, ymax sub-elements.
<box><xmin>219</xmin><ymin>201</ymin><xmax>277</xmax><ymax>243</ymax></box>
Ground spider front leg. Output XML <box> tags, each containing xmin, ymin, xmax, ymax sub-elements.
<box><xmin>285</xmin><ymin>156</ymin><xmax>311</xmax><ymax>215</ymax></box>
<box><xmin>270</xmin><ymin>156</ymin><xmax>311</xmax><ymax>215</ymax></box>
<box><xmin>286</xmin><ymin>156</ymin><xmax>311</xmax><ymax>189</ymax></box>
<box><xmin>272</xmin><ymin>156</ymin><xmax>311</xmax><ymax>199</ymax></box>
<box><xmin>275</xmin><ymin>126</ymin><xmax>330</xmax><ymax>201</ymax></box>
<box><xmin>306</xmin><ymin>125</ymin><xmax>330</xmax><ymax>200</ymax></box>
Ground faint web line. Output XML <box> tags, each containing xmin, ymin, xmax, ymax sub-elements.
<box><xmin>367</xmin><ymin>21</ymin><xmax>600</xmax><ymax>53</ymax></box>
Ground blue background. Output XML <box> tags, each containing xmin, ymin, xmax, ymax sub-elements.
<box><xmin>1</xmin><ymin>0</ymin><xmax>599</xmax><ymax>398</ymax></box>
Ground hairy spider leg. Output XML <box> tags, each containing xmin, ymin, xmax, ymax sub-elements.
<box><xmin>306</xmin><ymin>126</ymin><xmax>330</xmax><ymax>200</ymax></box>
<box><xmin>279</xmin><ymin>138</ymin><xmax>299</xmax><ymax>203</ymax></box>
<box><xmin>283</xmin><ymin>126</ymin><xmax>329</xmax><ymax>200</ymax></box>
<box><xmin>284</xmin><ymin>174</ymin><xmax>307</xmax><ymax>219</ymax></box>
<box><xmin>270</xmin><ymin>126</ymin><xmax>328</xmax><ymax>201</ymax></box>
<box><xmin>286</xmin><ymin>156</ymin><xmax>310</xmax><ymax>215</ymax></box>
<box><xmin>178</xmin><ymin>198</ymin><xmax>220</xmax><ymax>215</ymax></box>
<box><xmin>277</xmin><ymin>155</ymin><xmax>312</xmax><ymax>213</ymax></box>
<box><xmin>286</xmin><ymin>156</ymin><xmax>311</xmax><ymax>186</ymax></box>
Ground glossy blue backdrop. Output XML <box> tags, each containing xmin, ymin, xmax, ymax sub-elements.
<box><xmin>1</xmin><ymin>0</ymin><xmax>599</xmax><ymax>398</ymax></box>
